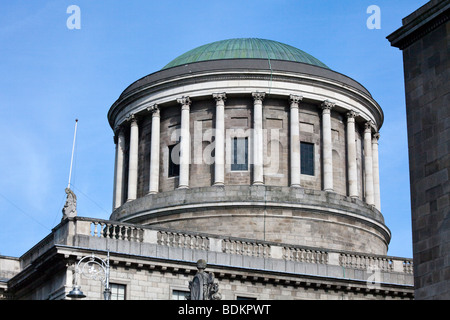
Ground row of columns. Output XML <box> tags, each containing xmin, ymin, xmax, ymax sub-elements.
<box><xmin>112</xmin><ymin>92</ymin><xmax>381</xmax><ymax>211</ymax></box>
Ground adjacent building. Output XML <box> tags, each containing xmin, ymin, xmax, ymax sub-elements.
<box><xmin>387</xmin><ymin>0</ymin><xmax>450</xmax><ymax>300</ymax></box>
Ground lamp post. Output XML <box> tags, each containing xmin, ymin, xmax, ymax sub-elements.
<box><xmin>67</xmin><ymin>251</ymin><xmax>111</xmax><ymax>300</ymax></box>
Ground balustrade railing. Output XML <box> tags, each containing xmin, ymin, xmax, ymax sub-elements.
<box><xmin>222</xmin><ymin>239</ymin><xmax>270</xmax><ymax>258</ymax></box>
<box><xmin>283</xmin><ymin>247</ymin><xmax>328</xmax><ymax>264</ymax></box>
<box><xmin>20</xmin><ymin>217</ymin><xmax>411</xmax><ymax>275</ymax></box>
<box><xmin>157</xmin><ymin>230</ymin><xmax>209</xmax><ymax>250</ymax></box>
<box><xmin>403</xmin><ymin>260</ymin><xmax>413</xmax><ymax>274</ymax></box>
<box><xmin>339</xmin><ymin>253</ymin><xmax>393</xmax><ymax>271</ymax></box>
<box><xmin>90</xmin><ymin>220</ymin><xmax>144</xmax><ymax>242</ymax></box>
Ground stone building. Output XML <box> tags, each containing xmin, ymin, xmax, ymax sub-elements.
<box><xmin>387</xmin><ymin>0</ymin><xmax>450</xmax><ymax>300</ymax></box>
<box><xmin>0</xmin><ymin>38</ymin><xmax>414</xmax><ymax>300</ymax></box>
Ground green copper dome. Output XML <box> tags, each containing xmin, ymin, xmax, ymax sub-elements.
<box><xmin>162</xmin><ymin>38</ymin><xmax>329</xmax><ymax>70</ymax></box>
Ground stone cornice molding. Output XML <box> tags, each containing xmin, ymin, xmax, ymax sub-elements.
<box><xmin>387</xmin><ymin>0</ymin><xmax>450</xmax><ymax>50</ymax></box>
<box><xmin>108</xmin><ymin>69</ymin><xmax>383</xmax><ymax>131</ymax></box>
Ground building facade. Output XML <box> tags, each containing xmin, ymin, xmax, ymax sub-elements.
<box><xmin>0</xmin><ymin>38</ymin><xmax>414</xmax><ymax>300</ymax></box>
<box><xmin>387</xmin><ymin>0</ymin><xmax>450</xmax><ymax>300</ymax></box>
<box><xmin>109</xmin><ymin>39</ymin><xmax>387</xmax><ymax>255</ymax></box>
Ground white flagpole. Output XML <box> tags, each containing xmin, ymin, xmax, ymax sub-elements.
<box><xmin>68</xmin><ymin>119</ymin><xmax>78</xmax><ymax>189</ymax></box>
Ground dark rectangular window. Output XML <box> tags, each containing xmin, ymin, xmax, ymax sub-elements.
<box><xmin>231</xmin><ymin>137</ymin><xmax>248</xmax><ymax>171</ymax></box>
<box><xmin>168</xmin><ymin>144</ymin><xmax>180</xmax><ymax>177</ymax></box>
<box><xmin>237</xmin><ymin>296</ymin><xmax>257</xmax><ymax>300</ymax></box>
<box><xmin>301</xmin><ymin>142</ymin><xmax>314</xmax><ymax>176</ymax></box>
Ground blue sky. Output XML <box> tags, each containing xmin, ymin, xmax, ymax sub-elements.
<box><xmin>0</xmin><ymin>0</ymin><xmax>428</xmax><ymax>258</ymax></box>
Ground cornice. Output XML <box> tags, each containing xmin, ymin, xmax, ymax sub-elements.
<box><xmin>107</xmin><ymin>69</ymin><xmax>383</xmax><ymax>130</ymax></box>
<box><xmin>387</xmin><ymin>0</ymin><xmax>450</xmax><ymax>50</ymax></box>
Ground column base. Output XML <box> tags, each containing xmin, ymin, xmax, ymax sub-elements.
<box><xmin>290</xmin><ymin>184</ymin><xmax>301</xmax><ymax>188</ymax></box>
<box><xmin>252</xmin><ymin>181</ymin><xmax>264</xmax><ymax>186</ymax></box>
<box><xmin>178</xmin><ymin>185</ymin><xmax>189</xmax><ymax>189</ymax></box>
<box><xmin>213</xmin><ymin>182</ymin><xmax>225</xmax><ymax>186</ymax></box>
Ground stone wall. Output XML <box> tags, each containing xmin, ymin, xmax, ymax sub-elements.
<box><xmin>387</xmin><ymin>0</ymin><xmax>450</xmax><ymax>300</ymax></box>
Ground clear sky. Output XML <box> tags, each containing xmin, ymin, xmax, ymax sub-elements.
<box><xmin>0</xmin><ymin>0</ymin><xmax>428</xmax><ymax>258</ymax></box>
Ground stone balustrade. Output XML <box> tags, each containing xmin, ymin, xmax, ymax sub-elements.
<box><xmin>90</xmin><ymin>220</ymin><xmax>144</xmax><ymax>242</ymax></box>
<box><xmin>339</xmin><ymin>253</ymin><xmax>393</xmax><ymax>271</ymax></box>
<box><xmin>61</xmin><ymin>217</ymin><xmax>411</xmax><ymax>275</ymax></box>
<box><xmin>283</xmin><ymin>247</ymin><xmax>328</xmax><ymax>264</ymax></box>
<box><xmin>157</xmin><ymin>230</ymin><xmax>209</xmax><ymax>251</ymax></box>
<box><xmin>222</xmin><ymin>239</ymin><xmax>270</xmax><ymax>258</ymax></box>
<box><xmin>16</xmin><ymin>217</ymin><xmax>413</xmax><ymax>278</ymax></box>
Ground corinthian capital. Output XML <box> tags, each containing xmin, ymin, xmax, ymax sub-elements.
<box><xmin>147</xmin><ymin>104</ymin><xmax>160</xmax><ymax>116</ymax></box>
<box><xmin>126</xmin><ymin>113</ymin><xmax>139</xmax><ymax>125</ymax></box>
<box><xmin>364</xmin><ymin>120</ymin><xmax>375</xmax><ymax>132</ymax></box>
<box><xmin>252</xmin><ymin>92</ymin><xmax>266</xmax><ymax>102</ymax></box>
<box><xmin>373</xmin><ymin>132</ymin><xmax>380</xmax><ymax>141</ymax></box>
<box><xmin>321</xmin><ymin>100</ymin><xmax>335</xmax><ymax>110</ymax></box>
<box><xmin>289</xmin><ymin>94</ymin><xmax>303</xmax><ymax>106</ymax></box>
<box><xmin>347</xmin><ymin>110</ymin><xmax>358</xmax><ymax>119</ymax></box>
<box><xmin>177</xmin><ymin>96</ymin><xmax>192</xmax><ymax>107</ymax></box>
<box><xmin>213</xmin><ymin>92</ymin><xmax>227</xmax><ymax>103</ymax></box>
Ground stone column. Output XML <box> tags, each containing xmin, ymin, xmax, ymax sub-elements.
<box><xmin>127</xmin><ymin>115</ymin><xmax>139</xmax><ymax>201</ymax></box>
<box><xmin>148</xmin><ymin>104</ymin><xmax>160</xmax><ymax>194</ymax></box>
<box><xmin>177</xmin><ymin>96</ymin><xmax>191</xmax><ymax>189</ymax></box>
<box><xmin>213</xmin><ymin>93</ymin><xmax>226</xmax><ymax>186</ymax></box>
<box><xmin>290</xmin><ymin>94</ymin><xmax>303</xmax><ymax>187</ymax></box>
<box><xmin>346</xmin><ymin>111</ymin><xmax>358</xmax><ymax>198</ymax></box>
<box><xmin>252</xmin><ymin>92</ymin><xmax>265</xmax><ymax>185</ymax></box>
<box><xmin>372</xmin><ymin>132</ymin><xmax>381</xmax><ymax>210</ymax></box>
<box><xmin>321</xmin><ymin>100</ymin><xmax>335</xmax><ymax>192</ymax></box>
<box><xmin>113</xmin><ymin>127</ymin><xmax>125</xmax><ymax>209</ymax></box>
<box><xmin>364</xmin><ymin>121</ymin><xmax>375</xmax><ymax>206</ymax></box>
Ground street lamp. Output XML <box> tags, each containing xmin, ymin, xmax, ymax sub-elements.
<box><xmin>67</xmin><ymin>251</ymin><xmax>111</xmax><ymax>300</ymax></box>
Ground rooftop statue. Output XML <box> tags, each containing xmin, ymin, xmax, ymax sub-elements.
<box><xmin>62</xmin><ymin>188</ymin><xmax>77</xmax><ymax>220</ymax></box>
<box><xmin>188</xmin><ymin>259</ymin><xmax>221</xmax><ymax>300</ymax></box>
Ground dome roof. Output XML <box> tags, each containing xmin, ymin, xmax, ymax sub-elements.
<box><xmin>162</xmin><ymin>38</ymin><xmax>329</xmax><ymax>70</ymax></box>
